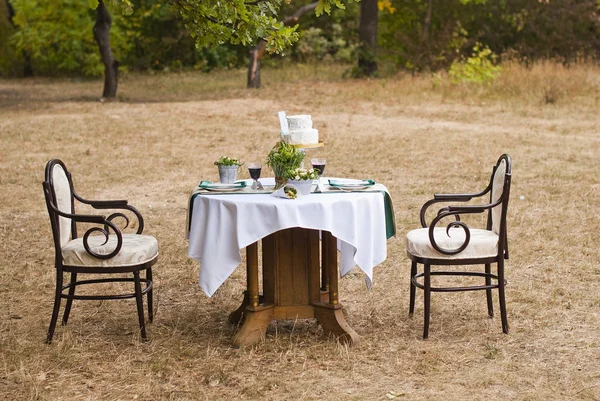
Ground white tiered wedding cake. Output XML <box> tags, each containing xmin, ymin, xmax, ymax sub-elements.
<box><xmin>283</xmin><ymin>114</ymin><xmax>319</xmax><ymax>145</ymax></box>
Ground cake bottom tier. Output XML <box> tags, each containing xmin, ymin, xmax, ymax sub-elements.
<box><xmin>284</xmin><ymin>129</ymin><xmax>319</xmax><ymax>145</ymax></box>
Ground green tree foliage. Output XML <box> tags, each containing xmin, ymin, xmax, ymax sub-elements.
<box><xmin>116</xmin><ymin>0</ymin><xmax>356</xmax><ymax>54</ymax></box>
<box><xmin>2</xmin><ymin>0</ymin><xmax>599</xmax><ymax>78</ymax></box>
<box><xmin>10</xmin><ymin>0</ymin><xmax>129</xmax><ymax>76</ymax></box>
<box><xmin>480</xmin><ymin>0</ymin><xmax>600</xmax><ymax>63</ymax></box>
<box><xmin>379</xmin><ymin>0</ymin><xmax>600</xmax><ymax>72</ymax></box>
<box><xmin>284</xmin><ymin>0</ymin><xmax>360</xmax><ymax>63</ymax></box>
<box><xmin>294</xmin><ymin>24</ymin><xmax>356</xmax><ymax>63</ymax></box>
<box><xmin>3</xmin><ymin>0</ymin><xmax>354</xmax><ymax>77</ymax></box>
<box><xmin>113</xmin><ymin>0</ymin><xmax>247</xmax><ymax>72</ymax></box>
<box><xmin>0</xmin><ymin>0</ymin><xmax>23</xmax><ymax>76</ymax></box>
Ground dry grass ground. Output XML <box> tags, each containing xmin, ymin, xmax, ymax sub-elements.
<box><xmin>0</xmin><ymin>62</ymin><xmax>599</xmax><ymax>400</ymax></box>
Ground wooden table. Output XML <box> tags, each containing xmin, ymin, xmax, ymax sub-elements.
<box><xmin>187</xmin><ymin>179</ymin><xmax>393</xmax><ymax>346</ymax></box>
<box><xmin>228</xmin><ymin>228</ymin><xmax>359</xmax><ymax>346</ymax></box>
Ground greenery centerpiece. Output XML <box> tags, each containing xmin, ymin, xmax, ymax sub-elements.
<box><xmin>266</xmin><ymin>142</ymin><xmax>305</xmax><ymax>188</ymax></box>
<box><xmin>214</xmin><ymin>156</ymin><xmax>244</xmax><ymax>184</ymax></box>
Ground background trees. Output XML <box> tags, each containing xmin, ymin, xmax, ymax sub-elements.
<box><xmin>3</xmin><ymin>0</ymin><xmax>355</xmax><ymax>97</ymax></box>
<box><xmin>1</xmin><ymin>0</ymin><xmax>599</xmax><ymax>82</ymax></box>
<box><xmin>378</xmin><ymin>0</ymin><xmax>600</xmax><ymax>72</ymax></box>
<box><xmin>357</xmin><ymin>0</ymin><xmax>377</xmax><ymax>76</ymax></box>
<box><xmin>0</xmin><ymin>0</ymin><xmax>21</xmax><ymax>76</ymax></box>
<box><xmin>7</xmin><ymin>0</ymin><xmax>122</xmax><ymax>77</ymax></box>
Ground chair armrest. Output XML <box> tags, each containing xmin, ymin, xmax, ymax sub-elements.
<box><xmin>419</xmin><ymin>198</ymin><xmax>466</xmax><ymax>228</ymax></box>
<box><xmin>50</xmin><ymin>202</ymin><xmax>106</xmax><ymax>224</ymax></box>
<box><xmin>433</xmin><ymin>184</ymin><xmax>491</xmax><ymax>201</ymax></box>
<box><xmin>48</xmin><ymin>203</ymin><xmax>124</xmax><ymax>259</ymax></box>
<box><xmin>425</xmin><ymin>199</ymin><xmax>502</xmax><ymax>255</ymax></box>
<box><xmin>74</xmin><ymin>190</ymin><xmax>128</xmax><ymax>207</ymax></box>
<box><xmin>446</xmin><ymin>198</ymin><xmax>501</xmax><ymax>214</ymax></box>
<box><xmin>73</xmin><ymin>190</ymin><xmax>144</xmax><ymax>234</ymax></box>
<box><xmin>433</xmin><ymin>194</ymin><xmax>474</xmax><ymax>201</ymax></box>
<box><xmin>419</xmin><ymin>184</ymin><xmax>492</xmax><ymax>227</ymax></box>
<box><xmin>84</xmin><ymin>199</ymin><xmax>128</xmax><ymax>207</ymax></box>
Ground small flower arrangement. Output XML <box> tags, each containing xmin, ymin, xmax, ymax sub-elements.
<box><xmin>285</xmin><ymin>167</ymin><xmax>319</xmax><ymax>181</ymax></box>
<box><xmin>284</xmin><ymin>186</ymin><xmax>298</xmax><ymax>199</ymax></box>
<box><xmin>214</xmin><ymin>156</ymin><xmax>244</xmax><ymax>167</ymax></box>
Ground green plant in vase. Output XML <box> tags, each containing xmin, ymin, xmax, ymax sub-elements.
<box><xmin>266</xmin><ymin>142</ymin><xmax>305</xmax><ymax>188</ymax></box>
<box><xmin>214</xmin><ymin>156</ymin><xmax>244</xmax><ymax>167</ymax></box>
<box><xmin>214</xmin><ymin>156</ymin><xmax>244</xmax><ymax>183</ymax></box>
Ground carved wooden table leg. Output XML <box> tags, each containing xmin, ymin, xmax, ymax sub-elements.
<box><xmin>313</xmin><ymin>231</ymin><xmax>359</xmax><ymax>345</ymax></box>
<box><xmin>262</xmin><ymin>229</ymin><xmax>319</xmax><ymax>319</ymax></box>
<box><xmin>320</xmin><ymin>231</ymin><xmax>330</xmax><ymax>302</ymax></box>
<box><xmin>228</xmin><ymin>291</ymin><xmax>248</xmax><ymax>326</ymax></box>
<box><xmin>232</xmin><ymin>241</ymin><xmax>274</xmax><ymax>346</ymax></box>
<box><xmin>231</xmin><ymin>229</ymin><xmax>359</xmax><ymax>346</ymax></box>
<box><xmin>228</xmin><ymin>290</ymin><xmax>266</xmax><ymax>325</ymax></box>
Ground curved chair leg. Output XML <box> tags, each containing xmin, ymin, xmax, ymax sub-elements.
<box><xmin>62</xmin><ymin>272</ymin><xmax>77</xmax><ymax>325</ymax></box>
<box><xmin>484</xmin><ymin>263</ymin><xmax>494</xmax><ymax>318</ymax></box>
<box><xmin>146</xmin><ymin>268</ymin><xmax>153</xmax><ymax>323</ymax></box>
<box><xmin>423</xmin><ymin>264</ymin><xmax>431</xmax><ymax>340</ymax></box>
<box><xmin>47</xmin><ymin>271</ymin><xmax>64</xmax><ymax>344</ymax></box>
<box><xmin>497</xmin><ymin>260</ymin><xmax>509</xmax><ymax>334</ymax></box>
<box><xmin>133</xmin><ymin>271</ymin><xmax>147</xmax><ymax>341</ymax></box>
<box><xmin>409</xmin><ymin>261</ymin><xmax>417</xmax><ymax>317</ymax></box>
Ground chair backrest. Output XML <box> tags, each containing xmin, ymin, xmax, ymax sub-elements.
<box><xmin>43</xmin><ymin>160</ymin><xmax>75</xmax><ymax>248</ymax></box>
<box><xmin>489</xmin><ymin>154</ymin><xmax>511</xmax><ymax>236</ymax></box>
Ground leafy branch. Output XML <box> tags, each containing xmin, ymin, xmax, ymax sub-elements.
<box><xmin>102</xmin><ymin>0</ymin><xmax>353</xmax><ymax>53</ymax></box>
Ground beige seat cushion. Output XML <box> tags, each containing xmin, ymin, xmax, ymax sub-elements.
<box><xmin>406</xmin><ymin>227</ymin><xmax>499</xmax><ymax>260</ymax></box>
<box><xmin>62</xmin><ymin>234</ymin><xmax>158</xmax><ymax>267</ymax></box>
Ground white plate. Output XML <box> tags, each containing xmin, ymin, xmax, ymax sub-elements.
<box><xmin>201</xmin><ymin>182</ymin><xmax>244</xmax><ymax>189</ymax></box>
<box><xmin>329</xmin><ymin>179</ymin><xmax>373</xmax><ymax>187</ymax></box>
<box><xmin>332</xmin><ymin>185</ymin><xmax>372</xmax><ymax>191</ymax></box>
<box><xmin>202</xmin><ymin>186</ymin><xmax>244</xmax><ymax>192</ymax></box>
<box><xmin>328</xmin><ymin>179</ymin><xmax>375</xmax><ymax>191</ymax></box>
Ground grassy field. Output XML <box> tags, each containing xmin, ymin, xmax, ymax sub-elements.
<box><xmin>1</xmin><ymin>62</ymin><xmax>599</xmax><ymax>400</ymax></box>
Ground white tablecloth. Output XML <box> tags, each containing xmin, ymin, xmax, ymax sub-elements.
<box><xmin>187</xmin><ymin>178</ymin><xmax>389</xmax><ymax>297</ymax></box>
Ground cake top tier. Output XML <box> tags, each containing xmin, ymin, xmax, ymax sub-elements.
<box><xmin>286</xmin><ymin>114</ymin><xmax>313</xmax><ymax>131</ymax></box>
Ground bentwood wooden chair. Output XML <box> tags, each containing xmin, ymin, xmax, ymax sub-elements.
<box><xmin>42</xmin><ymin>159</ymin><xmax>158</xmax><ymax>343</ymax></box>
<box><xmin>406</xmin><ymin>154</ymin><xmax>512</xmax><ymax>339</ymax></box>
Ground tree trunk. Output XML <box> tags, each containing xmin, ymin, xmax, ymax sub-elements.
<box><xmin>421</xmin><ymin>0</ymin><xmax>433</xmax><ymax>42</ymax></box>
<box><xmin>2</xmin><ymin>0</ymin><xmax>31</xmax><ymax>76</ymax></box>
<box><xmin>247</xmin><ymin>40</ymin><xmax>266</xmax><ymax>88</ymax></box>
<box><xmin>93</xmin><ymin>0</ymin><xmax>118</xmax><ymax>99</ymax></box>
<box><xmin>358</xmin><ymin>0</ymin><xmax>378</xmax><ymax>77</ymax></box>
<box><xmin>247</xmin><ymin>2</ymin><xmax>318</xmax><ymax>88</ymax></box>
<box><xmin>6</xmin><ymin>0</ymin><xmax>14</xmax><ymax>22</ymax></box>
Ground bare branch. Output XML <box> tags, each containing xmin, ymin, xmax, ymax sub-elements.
<box><xmin>283</xmin><ymin>1</ymin><xmax>318</xmax><ymax>25</ymax></box>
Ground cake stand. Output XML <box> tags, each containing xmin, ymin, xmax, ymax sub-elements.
<box><xmin>290</xmin><ymin>141</ymin><xmax>324</xmax><ymax>150</ymax></box>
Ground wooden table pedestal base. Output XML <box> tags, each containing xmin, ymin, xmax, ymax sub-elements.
<box><xmin>229</xmin><ymin>228</ymin><xmax>359</xmax><ymax>347</ymax></box>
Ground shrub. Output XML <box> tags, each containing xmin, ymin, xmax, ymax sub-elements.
<box><xmin>449</xmin><ymin>43</ymin><xmax>502</xmax><ymax>84</ymax></box>
<box><xmin>294</xmin><ymin>23</ymin><xmax>356</xmax><ymax>63</ymax></box>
